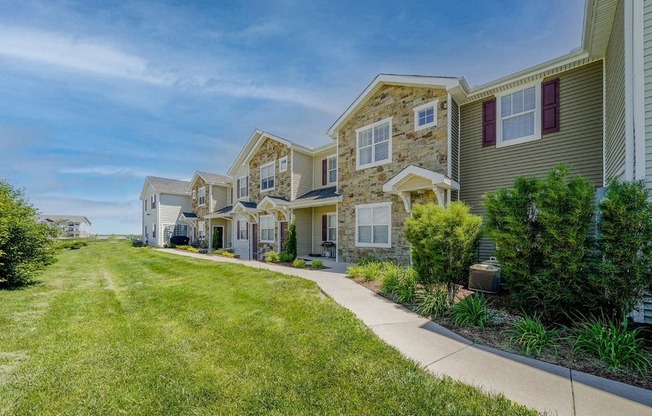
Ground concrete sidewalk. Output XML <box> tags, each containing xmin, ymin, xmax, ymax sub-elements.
<box><xmin>157</xmin><ymin>249</ymin><xmax>652</xmax><ymax>416</ymax></box>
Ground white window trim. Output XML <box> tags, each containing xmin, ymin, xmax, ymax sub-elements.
<box><xmin>413</xmin><ymin>99</ymin><xmax>438</xmax><ymax>131</ymax></box>
<box><xmin>237</xmin><ymin>220</ymin><xmax>248</xmax><ymax>241</ymax></box>
<box><xmin>355</xmin><ymin>202</ymin><xmax>392</xmax><ymax>248</ymax></box>
<box><xmin>238</xmin><ymin>175</ymin><xmax>248</xmax><ymax>200</ymax></box>
<box><xmin>260</xmin><ymin>161</ymin><xmax>276</xmax><ymax>192</ymax></box>
<box><xmin>496</xmin><ymin>81</ymin><xmax>542</xmax><ymax>148</ymax></box>
<box><xmin>279</xmin><ymin>156</ymin><xmax>288</xmax><ymax>173</ymax></box>
<box><xmin>326</xmin><ymin>212</ymin><xmax>337</xmax><ymax>243</ymax></box>
<box><xmin>327</xmin><ymin>154</ymin><xmax>337</xmax><ymax>185</ymax></box>
<box><xmin>259</xmin><ymin>215</ymin><xmax>275</xmax><ymax>243</ymax></box>
<box><xmin>355</xmin><ymin>117</ymin><xmax>392</xmax><ymax>170</ymax></box>
<box><xmin>198</xmin><ymin>187</ymin><xmax>206</xmax><ymax>206</ymax></box>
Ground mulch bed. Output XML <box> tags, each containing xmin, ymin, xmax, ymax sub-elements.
<box><xmin>350</xmin><ymin>277</ymin><xmax>652</xmax><ymax>391</ymax></box>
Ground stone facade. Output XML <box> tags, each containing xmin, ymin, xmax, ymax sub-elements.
<box><xmin>191</xmin><ymin>176</ymin><xmax>211</xmax><ymax>218</ymax></box>
<box><xmin>248</xmin><ymin>138</ymin><xmax>293</xmax><ymax>203</ymax></box>
<box><xmin>336</xmin><ymin>84</ymin><xmax>449</xmax><ymax>264</ymax></box>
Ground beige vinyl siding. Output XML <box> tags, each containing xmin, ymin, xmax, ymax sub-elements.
<box><xmin>645</xmin><ymin>0</ymin><xmax>652</xmax><ymax>193</ymax></box>
<box><xmin>294</xmin><ymin>208</ymin><xmax>312</xmax><ymax>256</ymax></box>
<box><xmin>312</xmin><ymin>147</ymin><xmax>337</xmax><ymax>189</ymax></box>
<box><xmin>292</xmin><ymin>151</ymin><xmax>313</xmax><ymax>199</ymax></box>
<box><xmin>460</xmin><ymin>61</ymin><xmax>604</xmax><ymax>260</ymax></box>
<box><xmin>605</xmin><ymin>0</ymin><xmax>626</xmax><ymax>181</ymax></box>
<box><xmin>233</xmin><ymin>165</ymin><xmax>249</xmax><ymax>202</ymax></box>
<box><xmin>159</xmin><ymin>194</ymin><xmax>191</xmax><ymax>225</ymax></box>
<box><xmin>450</xmin><ymin>97</ymin><xmax>460</xmax><ymax>200</ymax></box>
<box><xmin>211</xmin><ymin>185</ymin><xmax>229</xmax><ymax>212</ymax></box>
<box><xmin>311</xmin><ymin>205</ymin><xmax>337</xmax><ymax>255</ymax></box>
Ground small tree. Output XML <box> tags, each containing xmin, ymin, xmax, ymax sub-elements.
<box><xmin>405</xmin><ymin>202</ymin><xmax>482</xmax><ymax>301</ymax></box>
<box><xmin>594</xmin><ymin>179</ymin><xmax>652</xmax><ymax>322</ymax></box>
<box><xmin>0</xmin><ymin>180</ymin><xmax>56</xmax><ymax>287</ymax></box>
<box><xmin>284</xmin><ymin>221</ymin><xmax>297</xmax><ymax>261</ymax></box>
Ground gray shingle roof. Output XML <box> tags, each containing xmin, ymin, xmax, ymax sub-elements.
<box><xmin>181</xmin><ymin>212</ymin><xmax>197</xmax><ymax>219</ymax></box>
<box><xmin>237</xmin><ymin>201</ymin><xmax>258</xmax><ymax>209</ymax></box>
<box><xmin>147</xmin><ymin>176</ymin><xmax>191</xmax><ymax>194</ymax></box>
<box><xmin>214</xmin><ymin>205</ymin><xmax>233</xmax><ymax>214</ymax></box>
<box><xmin>296</xmin><ymin>186</ymin><xmax>339</xmax><ymax>201</ymax></box>
<box><xmin>197</xmin><ymin>171</ymin><xmax>230</xmax><ymax>184</ymax></box>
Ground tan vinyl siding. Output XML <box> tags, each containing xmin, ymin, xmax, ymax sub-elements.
<box><xmin>605</xmin><ymin>0</ymin><xmax>626</xmax><ymax>181</ymax></box>
<box><xmin>312</xmin><ymin>147</ymin><xmax>337</xmax><ymax>190</ymax></box>
<box><xmin>645</xmin><ymin>0</ymin><xmax>652</xmax><ymax>193</ymax></box>
<box><xmin>294</xmin><ymin>208</ymin><xmax>312</xmax><ymax>256</ymax></box>
<box><xmin>211</xmin><ymin>185</ymin><xmax>228</xmax><ymax>212</ymax></box>
<box><xmin>233</xmin><ymin>165</ymin><xmax>249</xmax><ymax>202</ymax></box>
<box><xmin>460</xmin><ymin>61</ymin><xmax>604</xmax><ymax>260</ymax></box>
<box><xmin>450</xmin><ymin>97</ymin><xmax>460</xmax><ymax>200</ymax></box>
<box><xmin>292</xmin><ymin>151</ymin><xmax>313</xmax><ymax>199</ymax></box>
<box><xmin>312</xmin><ymin>205</ymin><xmax>337</xmax><ymax>254</ymax></box>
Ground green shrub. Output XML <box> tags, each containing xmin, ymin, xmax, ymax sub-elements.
<box><xmin>484</xmin><ymin>164</ymin><xmax>595</xmax><ymax>322</ymax></box>
<box><xmin>510</xmin><ymin>315</ymin><xmax>558</xmax><ymax>357</ymax></box>
<box><xmin>292</xmin><ymin>258</ymin><xmax>306</xmax><ymax>268</ymax></box>
<box><xmin>57</xmin><ymin>240</ymin><xmax>89</xmax><ymax>250</ymax></box>
<box><xmin>594</xmin><ymin>179</ymin><xmax>652</xmax><ymax>322</ymax></box>
<box><xmin>264</xmin><ymin>251</ymin><xmax>281</xmax><ymax>263</ymax></box>
<box><xmin>405</xmin><ymin>202</ymin><xmax>482</xmax><ymax>300</ymax></box>
<box><xmin>451</xmin><ymin>295</ymin><xmax>491</xmax><ymax>328</ymax></box>
<box><xmin>358</xmin><ymin>255</ymin><xmax>379</xmax><ymax>265</ymax></box>
<box><xmin>416</xmin><ymin>285</ymin><xmax>449</xmax><ymax>318</ymax></box>
<box><xmin>163</xmin><ymin>243</ymin><xmax>177</xmax><ymax>249</ymax></box>
<box><xmin>213</xmin><ymin>249</ymin><xmax>236</xmax><ymax>258</ymax></box>
<box><xmin>379</xmin><ymin>264</ymin><xmax>417</xmax><ymax>304</ymax></box>
<box><xmin>347</xmin><ymin>260</ymin><xmax>387</xmax><ymax>282</ymax></box>
<box><xmin>279</xmin><ymin>252</ymin><xmax>294</xmax><ymax>263</ymax></box>
<box><xmin>572</xmin><ymin>317</ymin><xmax>650</xmax><ymax>373</ymax></box>
<box><xmin>310</xmin><ymin>259</ymin><xmax>325</xmax><ymax>269</ymax></box>
<box><xmin>0</xmin><ymin>180</ymin><xmax>57</xmax><ymax>287</ymax></box>
<box><xmin>285</xmin><ymin>221</ymin><xmax>297</xmax><ymax>260</ymax></box>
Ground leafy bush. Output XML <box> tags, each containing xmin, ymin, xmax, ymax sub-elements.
<box><xmin>594</xmin><ymin>179</ymin><xmax>652</xmax><ymax>322</ymax></box>
<box><xmin>163</xmin><ymin>243</ymin><xmax>177</xmax><ymax>249</ymax></box>
<box><xmin>405</xmin><ymin>202</ymin><xmax>482</xmax><ymax>300</ymax></box>
<box><xmin>0</xmin><ymin>180</ymin><xmax>56</xmax><ymax>287</ymax></box>
<box><xmin>213</xmin><ymin>249</ymin><xmax>236</xmax><ymax>258</ymax></box>
<box><xmin>279</xmin><ymin>252</ymin><xmax>295</xmax><ymax>263</ymax></box>
<box><xmin>572</xmin><ymin>317</ymin><xmax>650</xmax><ymax>373</ymax></box>
<box><xmin>379</xmin><ymin>263</ymin><xmax>417</xmax><ymax>303</ymax></box>
<box><xmin>310</xmin><ymin>260</ymin><xmax>325</xmax><ymax>269</ymax></box>
<box><xmin>358</xmin><ymin>255</ymin><xmax>379</xmax><ymax>265</ymax></box>
<box><xmin>484</xmin><ymin>164</ymin><xmax>595</xmax><ymax>322</ymax></box>
<box><xmin>57</xmin><ymin>240</ymin><xmax>88</xmax><ymax>250</ymax></box>
<box><xmin>292</xmin><ymin>258</ymin><xmax>306</xmax><ymax>268</ymax></box>
<box><xmin>176</xmin><ymin>245</ymin><xmax>199</xmax><ymax>253</ymax></box>
<box><xmin>510</xmin><ymin>315</ymin><xmax>558</xmax><ymax>357</ymax></box>
<box><xmin>451</xmin><ymin>295</ymin><xmax>491</xmax><ymax>328</ymax></box>
<box><xmin>416</xmin><ymin>285</ymin><xmax>449</xmax><ymax>318</ymax></box>
<box><xmin>264</xmin><ymin>251</ymin><xmax>281</xmax><ymax>263</ymax></box>
<box><xmin>132</xmin><ymin>240</ymin><xmax>144</xmax><ymax>247</ymax></box>
<box><xmin>347</xmin><ymin>261</ymin><xmax>385</xmax><ymax>282</ymax></box>
<box><xmin>285</xmin><ymin>221</ymin><xmax>297</xmax><ymax>260</ymax></box>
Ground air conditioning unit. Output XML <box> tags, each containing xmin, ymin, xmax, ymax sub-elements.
<box><xmin>469</xmin><ymin>264</ymin><xmax>501</xmax><ymax>294</ymax></box>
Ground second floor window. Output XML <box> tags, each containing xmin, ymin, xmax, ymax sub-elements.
<box><xmin>279</xmin><ymin>156</ymin><xmax>288</xmax><ymax>172</ymax></box>
<box><xmin>356</xmin><ymin>117</ymin><xmax>391</xmax><ymax>169</ymax></box>
<box><xmin>260</xmin><ymin>162</ymin><xmax>275</xmax><ymax>191</ymax></box>
<box><xmin>328</xmin><ymin>155</ymin><xmax>337</xmax><ymax>184</ymax></box>
<box><xmin>413</xmin><ymin>99</ymin><xmax>438</xmax><ymax>131</ymax></box>
<box><xmin>151</xmin><ymin>194</ymin><xmax>157</xmax><ymax>209</ymax></box>
<box><xmin>497</xmin><ymin>84</ymin><xmax>540</xmax><ymax>146</ymax></box>
<box><xmin>238</xmin><ymin>176</ymin><xmax>248</xmax><ymax>199</ymax></box>
<box><xmin>198</xmin><ymin>187</ymin><xmax>206</xmax><ymax>206</ymax></box>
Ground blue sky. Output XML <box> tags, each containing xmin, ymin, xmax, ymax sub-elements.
<box><xmin>0</xmin><ymin>0</ymin><xmax>585</xmax><ymax>235</ymax></box>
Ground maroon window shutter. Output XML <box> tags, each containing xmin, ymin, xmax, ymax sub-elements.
<box><xmin>321</xmin><ymin>159</ymin><xmax>327</xmax><ymax>186</ymax></box>
<box><xmin>542</xmin><ymin>78</ymin><xmax>560</xmax><ymax>135</ymax></box>
<box><xmin>236</xmin><ymin>221</ymin><xmax>240</xmax><ymax>239</ymax></box>
<box><xmin>321</xmin><ymin>215</ymin><xmax>328</xmax><ymax>241</ymax></box>
<box><xmin>236</xmin><ymin>179</ymin><xmax>240</xmax><ymax>198</ymax></box>
<box><xmin>482</xmin><ymin>99</ymin><xmax>496</xmax><ymax>147</ymax></box>
<box><xmin>246</xmin><ymin>222</ymin><xmax>249</xmax><ymax>239</ymax></box>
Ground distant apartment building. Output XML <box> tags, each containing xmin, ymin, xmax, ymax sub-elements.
<box><xmin>39</xmin><ymin>215</ymin><xmax>92</xmax><ymax>238</ymax></box>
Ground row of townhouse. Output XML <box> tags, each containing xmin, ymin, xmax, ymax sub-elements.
<box><xmin>141</xmin><ymin>0</ymin><xmax>652</xmax><ymax>265</ymax></box>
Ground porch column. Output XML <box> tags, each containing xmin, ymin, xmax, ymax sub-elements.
<box><xmin>207</xmin><ymin>218</ymin><xmax>212</xmax><ymax>251</ymax></box>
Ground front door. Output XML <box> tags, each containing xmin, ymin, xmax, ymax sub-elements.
<box><xmin>279</xmin><ymin>221</ymin><xmax>288</xmax><ymax>252</ymax></box>
<box><xmin>251</xmin><ymin>223</ymin><xmax>259</xmax><ymax>260</ymax></box>
<box><xmin>213</xmin><ymin>226</ymin><xmax>224</xmax><ymax>249</ymax></box>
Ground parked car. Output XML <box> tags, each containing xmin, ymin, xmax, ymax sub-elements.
<box><xmin>170</xmin><ymin>235</ymin><xmax>190</xmax><ymax>245</ymax></box>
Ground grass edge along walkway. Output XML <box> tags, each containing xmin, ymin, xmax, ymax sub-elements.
<box><xmin>0</xmin><ymin>241</ymin><xmax>536</xmax><ymax>415</ymax></box>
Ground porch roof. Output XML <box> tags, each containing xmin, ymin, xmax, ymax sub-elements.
<box><xmin>382</xmin><ymin>165</ymin><xmax>459</xmax><ymax>211</ymax></box>
<box><xmin>290</xmin><ymin>186</ymin><xmax>342</xmax><ymax>208</ymax></box>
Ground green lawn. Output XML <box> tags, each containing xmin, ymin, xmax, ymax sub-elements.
<box><xmin>0</xmin><ymin>241</ymin><xmax>535</xmax><ymax>415</ymax></box>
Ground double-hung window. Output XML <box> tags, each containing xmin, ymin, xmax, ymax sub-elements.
<box><xmin>260</xmin><ymin>215</ymin><xmax>275</xmax><ymax>242</ymax></box>
<box><xmin>497</xmin><ymin>83</ymin><xmax>541</xmax><ymax>147</ymax></box>
<box><xmin>238</xmin><ymin>176</ymin><xmax>248</xmax><ymax>199</ymax></box>
<box><xmin>355</xmin><ymin>202</ymin><xmax>391</xmax><ymax>248</ymax></box>
<box><xmin>413</xmin><ymin>100</ymin><xmax>438</xmax><ymax>131</ymax></box>
<box><xmin>237</xmin><ymin>220</ymin><xmax>248</xmax><ymax>240</ymax></box>
<box><xmin>260</xmin><ymin>162</ymin><xmax>275</xmax><ymax>191</ymax></box>
<box><xmin>198</xmin><ymin>187</ymin><xmax>206</xmax><ymax>206</ymax></box>
<box><xmin>327</xmin><ymin>155</ymin><xmax>337</xmax><ymax>184</ymax></box>
<box><xmin>279</xmin><ymin>156</ymin><xmax>288</xmax><ymax>172</ymax></box>
<box><xmin>356</xmin><ymin>117</ymin><xmax>391</xmax><ymax>169</ymax></box>
<box><xmin>198</xmin><ymin>221</ymin><xmax>205</xmax><ymax>239</ymax></box>
<box><xmin>151</xmin><ymin>194</ymin><xmax>157</xmax><ymax>209</ymax></box>
<box><xmin>327</xmin><ymin>213</ymin><xmax>337</xmax><ymax>242</ymax></box>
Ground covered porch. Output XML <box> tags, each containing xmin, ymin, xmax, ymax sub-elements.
<box><xmin>382</xmin><ymin>165</ymin><xmax>460</xmax><ymax>211</ymax></box>
<box><xmin>290</xmin><ymin>186</ymin><xmax>341</xmax><ymax>261</ymax></box>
